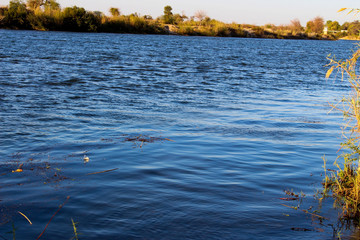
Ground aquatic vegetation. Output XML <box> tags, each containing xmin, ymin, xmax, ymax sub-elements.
<box><xmin>71</xmin><ymin>218</ymin><xmax>79</xmax><ymax>240</ymax></box>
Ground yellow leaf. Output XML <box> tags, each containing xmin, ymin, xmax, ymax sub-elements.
<box><xmin>347</xmin><ymin>9</ymin><xmax>355</xmax><ymax>15</ymax></box>
<box><xmin>12</xmin><ymin>169</ymin><xmax>23</xmax><ymax>173</ymax></box>
<box><xmin>338</xmin><ymin>8</ymin><xmax>347</xmax><ymax>13</ymax></box>
<box><xmin>18</xmin><ymin>211</ymin><xmax>32</xmax><ymax>225</ymax></box>
<box><xmin>326</xmin><ymin>67</ymin><xmax>334</xmax><ymax>79</ymax></box>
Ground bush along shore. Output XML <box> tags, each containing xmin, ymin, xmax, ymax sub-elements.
<box><xmin>1</xmin><ymin>0</ymin><xmax>359</xmax><ymax>40</ymax></box>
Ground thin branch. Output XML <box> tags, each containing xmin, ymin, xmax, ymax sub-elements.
<box><xmin>86</xmin><ymin>168</ymin><xmax>118</xmax><ymax>175</ymax></box>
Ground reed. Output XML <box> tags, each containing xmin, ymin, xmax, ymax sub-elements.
<box><xmin>324</xmin><ymin>42</ymin><xmax>360</xmax><ymax>222</ymax></box>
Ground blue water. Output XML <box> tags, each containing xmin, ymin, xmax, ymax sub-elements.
<box><xmin>0</xmin><ymin>29</ymin><xmax>356</xmax><ymax>239</ymax></box>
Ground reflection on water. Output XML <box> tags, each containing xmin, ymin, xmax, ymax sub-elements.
<box><xmin>0</xmin><ymin>29</ymin><xmax>356</xmax><ymax>239</ymax></box>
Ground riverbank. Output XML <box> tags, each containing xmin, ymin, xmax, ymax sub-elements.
<box><xmin>0</xmin><ymin>2</ymin><xmax>336</xmax><ymax>40</ymax></box>
<box><xmin>0</xmin><ymin>23</ymin><xmax>335</xmax><ymax>40</ymax></box>
<box><xmin>163</xmin><ymin>24</ymin><xmax>334</xmax><ymax>40</ymax></box>
<box><xmin>339</xmin><ymin>36</ymin><xmax>360</xmax><ymax>40</ymax></box>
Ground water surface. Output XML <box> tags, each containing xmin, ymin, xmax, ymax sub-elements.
<box><xmin>0</xmin><ymin>30</ymin><xmax>355</xmax><ymax>239</ymax></box>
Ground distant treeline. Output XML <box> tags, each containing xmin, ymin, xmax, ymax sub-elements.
<box><xmin>0</xmin><ymin>0</ymin><xmax>359</xmax><ymax>40</ymax></box>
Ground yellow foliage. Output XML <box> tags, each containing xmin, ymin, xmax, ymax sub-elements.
<box><xmin>338</xmin><ymin>8</ymin><xmax>348</xmax><ymax>13</ymax></box>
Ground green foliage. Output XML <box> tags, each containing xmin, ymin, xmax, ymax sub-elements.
<box><xmin>0</xmin><ymin>7</ymin><xmax>7</xmax><ymax>26</ymax></box>
<box><xmin>326</xmin><ymin>20</ymin><xmax>341</xmax><ymax>31</ymax></box>
<box><xmin>109</xmin><ymin>7</ymin><xmax>119</xmax><ymax>17</ymax></box>
<box><xmin>347</xmin><ymin>20</ymin><xmax>360</xmax><ymax>36</ymax></box>
<box><xmin>163</xmin><ymin>5</ymin><xmax>174</xmax><ymax>24</ymax></box>
<box><xmin>43</xmin><ymin>0</ymin><xmax>60</xmax><ymax>12</ymax></box>
<box><xmin>62</xmin><ymin>6</ymin><xmax>100</xmax><ymax>32</ymax></box>
<box><xmin>100</xmin><ymin>14</ymin><xmax>165</xmax><ymax>34</ymax></box>
<box><xmin>4</xmin><ymin>0</ymin><xmax>30</xmax><ymax>29</ymax></box>
<box><xmin>26</xmin><ymin>0</ymin><xmax>42</xmax><ymax>10</ymax></box>
<box><xmin>173</xmin><ymin>13</ymin><xmax>184</xmax><ymax>25</ymax></box>
<box><xmin>163</xmin><ymin>5</ymin><xmax>172</xmax><ymax>16</ymax></box>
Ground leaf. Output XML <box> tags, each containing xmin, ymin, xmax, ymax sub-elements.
<box><xmin>18</xmin><ymin>211</ymin><xmax>32</xmax><ymax>225</ymax></box>
<box><xmin>347</xmin><ymin>9</ymin><xmax>355</xmax><ymax>15</ymax></box>
<box><xmin>338</xmin><ymin>8</ymin><xmax>347</xmax><ymax>13</ymax></box>
<box><xmin>326</xmin><ymin>67</ymin><xmax>334</xmax><ymax>79</ymax></box>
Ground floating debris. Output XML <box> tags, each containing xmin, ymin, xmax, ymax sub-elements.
<box><xmin>12</xmin><ymin>163</ymin><xmax>24</xmax><ymax>173</ymax></box>
<box><xmin>18</xmin><ymin>211</ymin><xmax>32</xmax><ymax>225</ymax></box>
<box><xmin>124</xmin><ymin>135</ymin><xmax>174</xmax><ymax>148</ymax></box>
<box><xmin>100</xmin><ymin>134</ymin><xmax>174</xmax><ymax>148</ymax></box>
<box><xmin>83</xmin><ymin>155</ymin><xmax>90</xmax><ymax>163</ymax></box>
<box><xmin>291</xmin><ymin>227</ymin><xmax>312</xmax><ymax>232</ymax></box>
<box><xmin>86</xmin><ymin>168</ymin><xmax>118</xmax><ymax>175</ymax></box>
<box><xmin>279</xmin><ymin>197</ymin><xmax>298</xmax><ymax>201</ymax></box>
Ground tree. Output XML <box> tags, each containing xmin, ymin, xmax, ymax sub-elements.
<box><xmin>164</xmin><ymin>5</ymin><xmax>172</xmax><ymax>16</ymax></box>
<box><xmin>326</xmin><ymin>20</ymin><xmax>340</xmax><ymax>31</ymax></box>
<box><xmin>348</xmin><ymin>20</ymin><xmax>360</xmax><ymax>36</ymax></box>
<box><xmin>26</xmin><ymin>0</ymin><xmax>43</xmax><ymax>10</ymax></box>
<box><xmin>43</xmin><ymin>0</ymin><xmax>60</xmax><ymax>12</ymax></box>
<box><xmin>173</xmin><ymin>13</ymin><xmax>183</xmax><ymax>24</ymax></box>
<box><xmin>341</xmin><ymin>22</ymin><xmax>351</xmax><ymax>31</ymax></box>
<box><xmin>143</xmin><ymin>15</ymin><xmax>152</xmax><ymax>20</ymax></box>
<box><xmin>4</xmin><ymin>0</ymin><xmax>30</xmax><ymax>29</ymax></box>
<box><xmin>62</xmin><ymin>6</ymin><xmax>100</xmax><ymax>32</ymax></box>
<box><xmin>109</xmin><ymin>7</ymin><xmax>120</xmax><ymax>17</ymax></box>
<box><xmin>163</xmin><ymin>5</ymin><xmax>173</xmax><ymax>24</ymax></box>
<box><xmin>194</xmin><ymin>10</ymin><xmax>207</xmax><ymax>21</ymax></box>
<box><xmin>0</xmin><ymin>6</ymin><xmax>7</xmax><ymax>19</ymax></box>
<box><xmin>306</xmin><ymin>16</ymin><xmax>324</xmax><ymax>34</ymax></box>
<box><xmin>93</xmin><ymin>11</ymin><xmax>103</xmax><ymax>18</ymax></box>
<box><xmin>289</xmin><ymin>19</ymin><xmax>302</xmax><ymax>34</ymax></box>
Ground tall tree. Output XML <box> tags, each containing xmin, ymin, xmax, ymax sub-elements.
<box><xmin>109</xmin><ymin>7</ymin><xmax>120</xmax><ymax>17</ymax></box>
<box><xmin>163</xmin><ymin>5</ymin><xmax>174</xmax><ymax>24</ymax></box>
<box><xmin>164</xmin><ymin>5</ymin><xmax>172</xmax><ymax>16</ymax></box>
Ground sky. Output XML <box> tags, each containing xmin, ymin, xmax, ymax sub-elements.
<box><xmin>0</xmin><ymin>0</ymin><xmax>359</xmax><ymax>26</ymax></box>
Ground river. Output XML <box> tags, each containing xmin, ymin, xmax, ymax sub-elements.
<box><xmin>0</xmin><ymin>29</ymin><xmax>356</xmax><ymax>239</ymax></box>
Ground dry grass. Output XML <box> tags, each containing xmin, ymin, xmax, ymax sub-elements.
<box><xmin>324</xmin><ymin>43</ymin><xmax>360</xmax><ymax>223</ymax></box>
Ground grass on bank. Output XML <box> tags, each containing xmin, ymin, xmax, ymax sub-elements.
<box><xmin>323</xmin><ymin>42</ymin><xmax>360</xmax><ymax>223</ymax></box>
